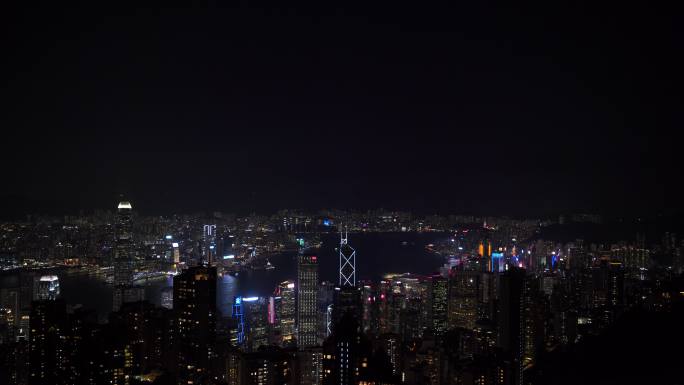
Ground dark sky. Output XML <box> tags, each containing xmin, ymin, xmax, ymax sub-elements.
<box><xmin>2</xmin><ymin>1</ymin><xmax>681</xmax><ymax>217</ymax></box>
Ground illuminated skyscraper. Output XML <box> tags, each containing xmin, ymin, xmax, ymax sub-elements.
<box><xmin>114</xmin><ymin>200</ymin><xmax>134</xmax><ymax>285</ymax></box>
<box><xmin>430</xmin><ymin>274</ymin><xmax>448</xmax><ymax>338</ymax></box>
<box><xmin>203</xmin><ymin>224</ymin><xmax>217</xmax><ymax>266</ymax></box>
<box><xmin>112</xmin><ymin>200</ymin><xmax>144</xmax><ymax>312</ymax></box>
<box><xmin>448</xmin><ymin>270</ymin><xmax>478</xmax><ymax>330</ymax></box>
<box><xmin>36</xmin><ymin>275</ymin><xmax>60</xmax><ymax>301</ymax></box>
<box><xmin>243</xmin><ymin>296</ymin><xmax>268</xmax><ymax>352</ymax></box>
<box><xmin>29</xmin><ymin>299</ymin><xmax>69</xmax><ymax>385</ymax></box>
<box><xmin>339</xmin><ymin>231</ymin><xmax>355</xmax><ymax>287</ymax></box>
<box><xmin>173</xmin><ymin>265</ymin><xmax>217</xmax><ymax>384</ymax></box>
<box><xmin>276</xmin><ymin>280</ymin><xmax>296</xmax><ymax>346</ymax></box>
<box><xmin>297</xmin><ymin>254</ymin><xmax>318</xmax><ymax>348</ymax></box>
<box><xmin>172</xmin><ymin>242</ymin><xmax>180</xmax><ymax>264</ymax></box>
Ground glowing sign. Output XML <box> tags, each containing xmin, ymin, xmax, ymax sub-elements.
<box><xmin>223</xmin><ymin>254</ymin><xmax>235</xmax><ymax>259</ymax></box>
<box><xmin>165</xmin><ymin>235</ymin><xmax>173</xmax><ymax>240</ymax></box>
<box><xmin>242</xmin><ymin>296</ymin><xmax>259</xmax><ymax>302</ymax></box>
<box><xmin>287</xmin><ymin>283</ymin><xmax>295</xmax><ymax>289</ymax></box>
<box><xmin>311</xmin><ymin>256</ymin><xmax>317</xmax><ymax>261</ymax></box>
<box><xmin>172</xmin><ymin>242</ymin><xmax>179</xmax><ymax>248</ymax></box>
<box><xmin>323</xmin><ymin>219</ymin><xmax>331</xmax><ymax>226</ymax></box>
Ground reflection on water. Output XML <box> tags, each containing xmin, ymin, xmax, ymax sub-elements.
<box><xmin>56</xmin><ymin>232</ymin><xmax>449</xmax><ymax>320</ymax></box>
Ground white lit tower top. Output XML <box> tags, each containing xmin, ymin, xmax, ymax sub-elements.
<box><xmin>339</xmin><ymin>228</ymin><xmax>356</xmax><ymax>287</ymax></box>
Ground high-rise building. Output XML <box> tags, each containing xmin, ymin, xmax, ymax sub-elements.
<box><xmin>332</xmin><ymin>286</ymin><xmax>362</xmax><ymax>330</ymax></box>
<box><xmin>243</xmin><ymin>297</ymin><xmax>269</xmax><ymax>352</ymax></box>
<box><xmin>113</xmin><ymin>200</ymin><xmax>144</xmax><ymax>312</ymax></box>
<box><xmin>297</xmin><ymin>254</ymin><xmax>318</xmax><ymax>348</ymax></box>
<box><xmin>29</xmin><ymin>299</ymin><xmax>69</xmax><ymax>385</ymax></box>
<box><xmin>36</xmin><ymin>276</ymin><xmax>60</xmax><ymax>301</ymax></box>
<box><xmin>339</xmin><ymin>231</ymin><xmax>355</xmax><ymax>287</ymax></box>
<box><xmin>430</xmin><ymin>274</ymin><xmax>448</xmax><ymax>338</ymax></box>
<box><xmin>276</xmin><ymin>281</ymin><xmax>296</xmax><ymax>346</ymax></box>
<box><xmin>497</xmin><ymin>266</ymin><xmax>526</xmax><ymax>385</ymax></box>
<box><xmin>172</xmin><ymin>242</ymin><xmax>181</xmax><ymax>264</ymax></box>
<box><xmin>114</xmin><ymin>200</ymin><xmax>134</xmax><ymax>286</ymax></box>
<box><xmin>203</xmin><ymin>224</ymin><xmax>217</xmax><ymax>266</ymax></box>
<box><xmin>448</xmin><ymin>270</ymin><xmax>479</xmax><ymax>330</ymax></box>
<box><xmin>174</xmin><ymin>265</ymin><xmax>217</xmax><ymax>384</ymax></box>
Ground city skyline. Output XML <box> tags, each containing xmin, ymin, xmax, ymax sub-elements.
<box><xmin>2</xmin><ymin>1</ymin><xmax>683</xmax><ymax>385</ymax></box>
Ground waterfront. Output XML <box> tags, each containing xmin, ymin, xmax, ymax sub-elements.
<box><xmin>56</xmin><ymin>232</ymin><xmax>449</xmax><ymax>319</ymax></box>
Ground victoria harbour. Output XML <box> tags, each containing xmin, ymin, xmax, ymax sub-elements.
<box><xmin>53</xmin><ymin>232</ymin><xmax>448</xmax><ymax>319</ymax></box>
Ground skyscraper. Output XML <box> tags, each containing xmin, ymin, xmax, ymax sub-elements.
<box><xmin>29</xmin><ymin>299</ymin><xmax>69</xmax><ymax>385</ymax></box>
<box><xmin>339</xmin><ymin>231</ymin><xmax>355</xmax><ymax>287</ymax></box>
<box><xmin>36</xmin><ymin>276</ymin><xmax>60</xmax><ymax>301</ymax></box>
<box><xmin>114</xmin><ymin>200</ymin><xmax>134</xmax><ymax>286</ymax></box>
<box><xmin>203</xmin><ymin>224</ymin><xmax>217</xmax><ymax>266</ymax></box>
<box><xmin>448</xmin><ymin>270</ymin><xmax>479</xmax><ymax>330</ymax></box>
<box><xmin>276</xmin><ymin>280</ymin><xmax>296</xmax><ymax>347</ymax></box>
<box><xmin>112</xmin><ymin>200</ymin><xmax>144</xmax><ymax>312</ymax></box>
<box><xmin>297</xmin><ymin>254</ymin><xmax>318</xmax><ymax>348</ymax></box>
<box><xmin>498</xmin><ymin>266</ymin><xmax>526</xmax><ymax>385</ymax></box>
<box><xmin>173</xmin><ymin>265</ymin><xmax>217</xmax><ymax>384</ymax></box>
<box><xmin>430</xmin><ymin>274</ymin><xmax>448</xmax><ymax>338</ymax></box>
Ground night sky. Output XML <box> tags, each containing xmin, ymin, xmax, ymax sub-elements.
<box><xmin>2</xmin><ymin>1</ymin><xmax>681</xmax><ymax>217</ymax></box>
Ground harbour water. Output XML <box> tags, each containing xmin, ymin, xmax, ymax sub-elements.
<box><xmin>56</xmin><ymin>232</ymin><xmax>449</xmax><ymax>319</ymax></box>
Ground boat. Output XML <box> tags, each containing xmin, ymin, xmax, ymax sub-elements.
<box><xmin>265</xmin><ymin>259</ymin><xmax>275</xmax><ymax>270</ymax></box>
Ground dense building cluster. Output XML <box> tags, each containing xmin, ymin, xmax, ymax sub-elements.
<box><xmin>1</xmin><ymin>202</ymin><xmax>683</xmax><ymax>384</ymax></box>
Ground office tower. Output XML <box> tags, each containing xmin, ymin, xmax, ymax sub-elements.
<box><xmin>360</xmin><ymin>282</ymin><xmax>376</xmax><ymax>335</ymax></box>
<box><xmin>203</xmin><ymin>224</ymin><xmax>217</xmax><ymax>265</ymax></box>
<box><xmin>36</xmin><ymin>275</ymin><xmax>60</xmax><ymax>301</ymax></box>
<box><xmin>114</xmin><ymin>200</ymin><xmax>134</xmax><ymax>285</ymax></box>
<box><xmin>448</xmin><ymin>270</ymin><xmax>479</xmax><ymax>330</ymax></box>
<box><xmin>339</xmin><ymin>231</ymin><xmax>355</xmax><ymax>287</ymax></box>
<box><xmin>377</xmin><ymin>280</ymin><xmax>392</xmax><ymax>334</ymax></box>
<box><xmin>318</xmin><ymin>281</ymin><xmax>336</xmax><ymax>341</ymax></box>
<box><xmin>113</xmin><ymin>200</ymin><xmax>144</xmax><ymax>312</ymax></box>
<box><xmin>276</xmin><ymin>281</ymin><xmax>296</xmax><ymax>347</ymax></box>
<box><xmin>478</xmin><ymin>238</ymin><xmax>492</xmax><ymax>272</ymax></box>
<box><xmin>172</xmin><ymin>242</ymin><xmax>180</xmax><ymax>264</ymax></box>
<box><xmin>243</xmin><ymin>297</ymin><xmax>269</xmax><ymax>352</ymax></box>
<box><xmin>332</xmin><ymin>286</ymin><xmax>362</xmax><ymax>330</ymax></box>
<box><xmin>388</xmin><ymin>292</ymin><xmax>404</xmax><ymax>335</ymax></box>
<box><xmin>498</xmin><ymin>267</ymin><xmax>526</xmax><ymax>385</ymax></box>
<box><xmin>323</xmin><ymin>312</ymin><xmax>394</xmax><ymax>385</ymax></box>
<box><xmin>29</xmin><ymin>299</ymin><xmax>69</xmax><ymax>385</ymax></box>
<box><xmin>522</xmin><ymin>278</ymin><xmax>546</xmax><ymax>369</ymax></box>
<box><xmin>401</xmin><ymin>297</ymin><xmax>423</xmax><ymax>343</ymax></box>
<box><xmin>232</xmin><ymin>297</ymin><xmax>246</xmax><ymax>348</ymax></box>
<box><xmin>238</xmin><ymin>346</ymin><xmax>294</xmax><ymax>385</ymax></box>
<box><xmin>322</xmin><ymin>312</ymin><xmax>369</xmax><ymax>385</ymax></box>
<box><xmin>174</xmin><ymin>265</ymin><xmax>217</xmax><ymax>384</ymax></box>
<box><xmin>297</xmin><ymin>254</ymin><xmax>318</xmax><ymax>348</ymax></box>
<box><xmin>430</xmin><ymin>274</ymin><xmax>448</xmax><ymax>338</ymax></box>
